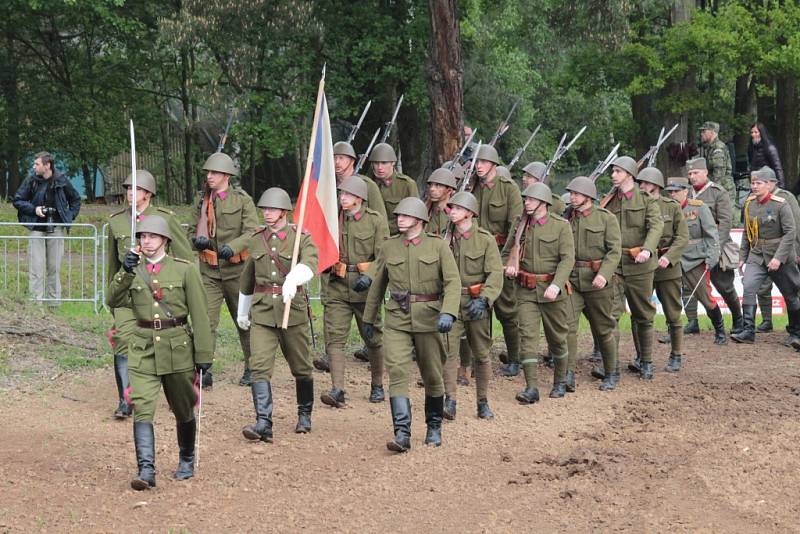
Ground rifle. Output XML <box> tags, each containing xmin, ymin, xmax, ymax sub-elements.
<box><xmin>489</xmin><ymin>98</ymin><xmax>520</xmax><ymax>147</ymax></box>
<box><xmin>588</xmin><ymin>143</ymin><xmax>621</xmax><ymax>182</ymax></box>
<box><xmin>216</xmin><ymin>108</ymin><xmax>235</xmax><ymax>153</ymax></box>
<box><xmin>457</xmin><ymin>140</ymin><xmax>482</xmax><ymax>193</ymax></box>
<box><xmin>447</xmin><ymin>127</ymin><xmax>476</xmax><ymax>171</ymax></box>
<box><xmin>379</xmin><ymin>94</ymin><xmax>404</xmax><ymax>144</ymax></box>
<box><xmin>507</xmin><ymin>124</ymin><xmax>542</xmax><ymax>171</ymax></box>
<box><xmin>542</xmin><ymin>126</ymin><xmax>587</xmax><ymax>183</ymax></box>
<box><xmin>346</xmin><ymin>100</ymin><xmax>372</xmax><ymax>144</ymax></box>
<box><xmin>354</xmin><ymin>128</ymin><xmax>380</xmax><ymax>176</ymax></box>
<box><xmin>637</xmin><ymin>123</ymin><xmax>679</xmax><ymax>169</ymax></box>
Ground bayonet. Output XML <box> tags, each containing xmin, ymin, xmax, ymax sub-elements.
<box><xmin>588</xmin><ymin>143</ymin><xmax>621</xmax><ymax>182</ymax></box>
<box><xmin>354</xmin><ymin>128</ymin><xmax>380</xmax><ymax>176</ymax></box>
<box><xmin>380</xmin><ymin>94</ymin><xmax>404</xmax><ymax>144</ymax></box>
<box><xmin>458</xmin><ymin>140</ymin><xmax>482</xmax><ymax>193</ymax></box>
<box><xmin>507</xmin><ymin>124</ymin><xmax>542</xmax><ymax>170</ymax></box>
<box><xmin>347</xmin><ymin>100</ymin><xmax>372</xmax><ymax>144</ymax></box>
<box><xmin>216</xmin><ymin>108</ymin><xmax>235</xmax><ymax>153</ymax></box>
<box><xmin>447</xmin><ymin>127</ymin><xmax>476</xmax><ymax>170</ymax></box>
<box><xmin>638</xmin><ymin>123</ymin><xmax>679</xmax><ymax>169</ymax></box>
<box><xmin>489</xmin><ymin>98</ymin><xmax>520</xmax><ymax>147</ymax></box>
<box><xmin>543</xmin><ymin>126</ymin><xmax>586</xmax><ymax>181</ymax></box>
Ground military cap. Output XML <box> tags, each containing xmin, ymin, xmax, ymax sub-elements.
<box><xmin>522</xmin><ymin>161</ymin><xmax>547</xmax><ymax>181</ymax></box>
<box><xmin>427</xmin><ymin>168</ymin><xmax>458</xmax><ymax>189</ymax></box>
<box><xmin>136</xmin><ymin>214</ymin><xmax>171</xmax><ymax>241</ymax></box>
<box><xmin>565</xmin><ymin>176</ymin><xmax>597</xmax><ymax>200</ymax></box>
<box><xmin>476</xmin><ymin>145</ymin><xmax>501</xmax><ymax>165</ymax></box>
<box><xmin>521</xmin><ymin>182</ymin><xmax>553</xmax><ymax>205</ymax></box>
<box><xmin>393</xmin><ymin>196</ymin><xmax>429</xmax><ymax>222</ymax></box>
<box><xmin>665</xmin><ymin>177</ymin><xmax>690</xmax><ymax>191</ymax></box>
<box><xmin>202</xmin><ymin>152</ymin><xmax>238</xmax><ymax>176</ymax></box>
<box><xmin>611</xmin><ymin>156</ymin><xmax>639</xmax><ymax>179</ymax></box>
<box><xmin>124</xmin><ymin>169</ymin><xmax>157</xmax><ymax>195</ymax></box>
<box><xmin>448</xmin><ymin>191</ymin><xmax>479</xmax><ymax>215</ymax></box>
<box><xmin>637</xmin><ymin>167</ymin><xmax>665</xmax><ymax>188</ymax></box>
<box><xmin>686</xmin><ymin>157</ymin><xmax>707</xmax><ymax>172</ymax></box>
<box><xmin>369</xmin><ymin>143</ymin><xmax>397</xmax><ymax>163</ymax></box>
<box><xmin>698</xmin><ymin>121</ymin><xmax>720</xmax><ymax>133</ymax></box>
<box><xmin>751</xmin><ymin>166</ymin><xmax>777</xmax><ymax>182</ymax></box>
<box><xmin>333</xmin><ymin>141</ymin><xmax>357</xmax><ymax>159</ymax></box>
<box><xmin>257</xmin><ymin>187</ymin><xmax>293</xmax><ymax>211</ymax></box>
<box><xmin>338</xmin><ymin>175</ymin><xmax>369</xmax><ymax>200</ymax></box>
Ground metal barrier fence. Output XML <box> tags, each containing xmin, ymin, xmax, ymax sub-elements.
<box><xmin>0</xmin><ymin>222</ymin><xmax>100</xmax><ymax>312</ymax></box>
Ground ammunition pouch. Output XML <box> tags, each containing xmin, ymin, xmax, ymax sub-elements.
<box><xmin>199</xmin><ymin>249</ymin><xmax>250</xmax><ymax>267</ymax></box>
<box><xmin>515</xmin><ymin>271</ymin><xmax>554</xmax><ymax>289</ymax></box>
<box><xmin>461</xmin><ymin>283</ymin><xmax>484</xmax><ymax>298</ymax></box>
<box><xmin>623</xmin><ymin>246</ymin><xmax>643</xmax><ymax>260</ymax></box>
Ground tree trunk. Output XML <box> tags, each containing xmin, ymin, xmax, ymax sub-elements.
<box><xmin>732</xmin><ymin>73</ymin><xmax>755</xmax><ymax>162</ymax></box>
<box><xmin>180</xmin><ymin>47</ymin><xmax>194</xmax><ymax>203</ymax></box>
<box><xmin>158</xmin><ymin>103</ymin><xmax>173</xmax><ymax>204</ymax></box>
<box><xmin>775</xmin><ymin>76</ymin><xmax>798</xmax><ymax>192</ymax></box>
<box><xmin>755</xmin><ymin>76</ymin><xmax>776</xmax><ymax>134</ymax></box>
<box><xmin>81</xmin><ymin>162</ymin><xmax>95</xmax><ymax>202</ymax></box>
<box><xmin>1</xmin><ymin>20</ymin><xmax>20</xmax><ymax>198</ymax></box>
<box><xmin>426</xmin><ymin>0</ymin><xmax>463</xmax><ymax>177</ymax></box>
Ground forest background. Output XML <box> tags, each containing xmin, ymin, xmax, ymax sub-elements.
<box><xmin>2</xmin><ymin>0</ymin><xmax>798</xmax><ymax>203</ymax></box>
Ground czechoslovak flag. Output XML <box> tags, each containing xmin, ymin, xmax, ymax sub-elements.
<box><xmin>294</xmin><ymin>71</ymin><xmax>339</xmax><ymax>273</ymax></box>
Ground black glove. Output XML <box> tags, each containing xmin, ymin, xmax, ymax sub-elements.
<box><xmin>217</xmin><ymin>245</ymin><xmax>234</xmax><ymax>260</ymax></box>
<box><xmin>437</xmin><ymin>313</ymin><xmax>456</xmax><ymax>333</ymax></box>
<box><xmin>122</xmin><ymin>250</ymin><xmax>140</xmax><ymax>273</ymax></box>
<box><xmin>193</xmin><ymin>236</ymin><xmax>211</xmax><ymax>251</ymax></box>
<box><xmin>352</xmin><ymin>274</ymin><xmax>372</xmax><ymax>292</ymax></box>
<box><xmin>466</xmin><ymin>297</ymin><xmax>489</xmax><ymax>320</ymax></box>
<box><xmin>195</xmin><ymin>362</ymin><xmax>212</xmax><ymax>374</ymax></box>
<box><xmin>362</xmin><ymin>323</ymin><xmax>376</xmax><ymax>341</ymax></box>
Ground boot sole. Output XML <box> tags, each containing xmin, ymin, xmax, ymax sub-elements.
<box><xmin>295</xmin><ymin>426</ymin><xmax>311</xmax><ymax>434</ymax></box>
<box><xmin>131</xmin><ymin>478</ymin><xmax>155</xmax><ymax>491</ymax></box>
<box><xmin>515</xmin><ymin>395</ymin><xmax>539</xmax><ymax>405</ymax></box>
<box><xmin>730</xmin><ymin>337</ymin><xmax>754</xmax><ymax>344</ymax></box>
<box><xmin>387</xmin><ymin>441</ymin><xmax>409</xmax><ymax>453</ymax></box>
<box><xmin>320</xmin><ymin>394</ymin><xmax>346</xmax><ymax>408</ymax></box>
<box><xmin>242</xmin><ymin>426</ymin><xmax>273</xmax><ymax>442</ymax></box>
<box><xmin>312</xmin><ymin>361</ymin><xmax>330</xmax><ymax>372</ymax></box>
<box><xmin>174</xmin><ymin>472</ymin><xmax>194</xmax><ymax>481</ymax></box>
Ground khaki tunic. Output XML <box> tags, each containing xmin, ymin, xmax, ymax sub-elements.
<box><xmin>653</xmin><ymin>196</ymin><xmax>689</xmax><ymax>283</ymax></box>
<box><xmin>374</xmin><ymin>171</ymin><xmax>419</xmax><ymax>235</ymax></box>
<box><xmin>426</xmin><ymin>204</ymin><xmax>452</xmax><ymax>236</ymax></box>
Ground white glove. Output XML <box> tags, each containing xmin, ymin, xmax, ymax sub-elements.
<box><xmin>282</xmin><ymin>263</ymin><xmax>314</xmax><ymax>304</ymax></box>
<box><xmin>237</xmin><ymin>292</ymin><xmax>253</xmax><ymax>330</ymax></box>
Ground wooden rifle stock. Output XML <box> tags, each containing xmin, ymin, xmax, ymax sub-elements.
<box><xmin>504</xmin><ymin>216</ymin><xmax>529</xmax><ymax>272</ymax></box>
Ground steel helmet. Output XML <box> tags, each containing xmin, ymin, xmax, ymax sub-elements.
<box><xmin>338</xmin><ymin>175</ymin><xmax>369</xmax><ymax>200</ymax></box>
<box><xmin>393</xmin><ymin>197</ymin><xmax>430</xmax><ymax>222</ymax></box>
<box><xmin>637</xmin><ymin>167</ymin><xmax>665</xmax><ymax>188</ymax></box>
<box><xmin>611</xmin><ymin>156</ymin><xmax>638</xmax><ymax>179</ymax></box>
<box><xmin>448</xmin><ymin>191</ymin><xmax>479</xmax><ymax>215</ymax></box>
<box><xmin>522</xmin><ymin>161</ymin><xmax>547</xmax><ymax>181</ymax></box>
<box><xmin>202</xmin><ymin>152</ymin><xmax>238</xmax><ymax>176</ymax></box>
<box><xmin>476</xmin><ymin>145</ymin><xmax>501</xmax><ymax>165</ymax></box>
<box><xmin>369</xmin><ymin>143</ymin><xmax>397</xmax><ymax>163</ymax></box>
<box><xmin>257</xmin><ymin>187</ymin><xmax>293</xmax><ymax>210</ymax></box>
<box><xmin>427</xmin><ymin>168</ymin><xmax>458</xmax><ymax>189</ymax></box>
<box><xmin>565</xmin><ymin>176</ymin><xmax>598</xmax><ymax>200</ymax></box>
<box><xmin>136</xmin><ymin>214</ymin><xmax>171</xmax><ymax>241</ymax></box>
<box><xmin>124</xmin><ymin>169</ymin><xmax>157</xmax><ymax>195</ymax></box>
<box><xmin>521</xmin><ymin>182</ymin><xmax>553</xmax><ymax>205</ymax></box>
<box><xmin>333</xmin><ymin>141</ymin><xmax>357</xmax><ymax>159</ymax></box>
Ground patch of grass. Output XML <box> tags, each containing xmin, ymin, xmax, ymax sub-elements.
<box><xmin>56</xmin><ymin>351</ymin><xmax>111</xmax><ymax>371</ymax></box>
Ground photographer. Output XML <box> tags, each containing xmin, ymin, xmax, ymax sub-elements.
<box><xmin>12</xmin><ymin>152</ymin><xmax>81</xmax><ymax>305</ymax></box>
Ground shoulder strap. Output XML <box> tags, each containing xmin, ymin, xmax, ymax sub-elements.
<box><xmin>260</xmin><ymin>232</ymin><xmax>291</xmax><ymax>276</ymax></box>
<box><xmin>135</xmin><ymin>265</ymin><xmax>177</xmax><ymax>319</ymax></box>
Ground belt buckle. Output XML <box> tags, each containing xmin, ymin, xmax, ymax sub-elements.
<box><xmin>153</xmin><ymin>318</ymin><xmax>162</xmax><ymax>330</ymax></box>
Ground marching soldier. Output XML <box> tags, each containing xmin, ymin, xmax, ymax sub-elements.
<box><xmin>106</xmin><ymin>170</ymin><xmax>193</xmax><ymax>419</ymax></box>
<box><xmin>663</xmin><ymin>177</ymin><xmax>721</xmax><ymax>371</ymax></box>
<box><xmin>472</xmin><ymin>145</ymin><xmax>524</xmax><ymax>377</ymax></box>
<box><xmin>237</xmin><ymin>188</ymin><xmax>318</xmax><ymax>441</ymax></box>
<box><xmin>684</xmin><ymin>157</ymin><xmax>743</xmax><ymax>337</ymax></box>
<box><xmin>425</xmin><ymin>167</ymin><xmax>458</xmax><ymax>235</ymax></box>
<box><xmin>370</xmin><ymin>143</ymin><xmax>419</xmax><ymax>234</ymax></box>
<box><xmin>732</xmin><ymin>167</ymin><xmax>800</xmax><ymax>346</ymax></box>
<box><xmin>442</xmin><ymin>191</ymin><xmax>503</xmax><ymax>419</ymax></box>
<box><xmin>697</xmin><ymin>121</ymin><xmax>734</xmax><ymax>197</ymax></box>
<box><xmin>363</xmin><ymin>197</ymin><xmax>460</xmax><ymax>452</ymax></box>
<box><xmin>333</xmin><ymin>141</ymin><xmax>387</xmax><ymax>217</ymax></box>
<box><xmin>502</xmin><ymin>183</ymin><xmax>575</xmax><ymax>402</ymax></box>
<box><xmin>520</xmin><ymin>161</ymin><xmax>566</xmax><ymax>215</ymax></box>
<box><xmin>637</xmin><ymin>168</ymin><xmax>690</xmax><ymax>372</ymax></box>
<box><xmin>189</xmin><ymin>153</ymin><xmax>259</xmax><ymax>388</ymax></box>
<box><xmin>604</xmin><ymin>156</ymin><xmax>663</xmax><ymax>379</ymax></box>
<box><xmin>563</xmin><ymin>177</ymin><xmax>621</xmax><ymax>391</ymax></box>
<box><xmin>319</xmin><ymin>176</ymin><xmax>389</xmax><ymax>408</ymax></box>
<box><xmin>107</xmin><ymin>215</ymin><xmax>212</xmax><ymax>490</ymax></box>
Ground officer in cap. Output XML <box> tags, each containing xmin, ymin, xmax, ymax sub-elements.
<box><xmin>369</xmin><ymin>143</ymin><xmax>419</xmax><ymax>234</ymax></box>
<box><xmin>563</xmin><ymin>176</ymin><xmax>621</xmax><ymax>391</ymax></box>
<box><xmin>318</xmin><ymin>176</ymin><xmax>389</xmax><ymax>408</ymax></box>
<box><xmin>472</xmin><ymin>145</ymin><xmax>524</xmax><ymax>377</ymax></box>
<box><xmin>333</xmin><ymin>141</ymin><xmax>387</xmax><ymax>218</ymax></box>
<box><xmin>106</xmin><ymin>170</ymin><xmax>193</xmax><ymax>419</ymax></box>
<box><xmin>189</xmin><ymin>152</ymin><xmax>259</xmax><ymax>388</ymax></box>
<box><xmin>363</xmin><ymin>197</ymin><xmax>460</xmax><ymax>452</ymax></box>
<box><xmin>502</xmin><ymin>182</ymin><xmax>575</xmax><ymax>403</ymax></box>
<box><xmin>441</xmin><ymin>191</ymin><xmax>503</xmax><ymax>420</ymax></box>
<box><xmin>425</xmin><ymin>167</ymin><xmax>458</xmax><ymax>235</ymax></box>
<box><xmin>237</xmin><ymin>187</ymin><xmax>318</xmax><ymax>441</ymax></box>
<box><xmin>107</xmin><ymin>215</ymin><xmax>212</xmax><ymax>490</ymax></box>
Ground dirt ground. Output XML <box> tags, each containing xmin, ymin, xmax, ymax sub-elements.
<box><xmin>1</xmin><ymin>326</ymin><xmax>799</xmax><ymax>533</ymax></box>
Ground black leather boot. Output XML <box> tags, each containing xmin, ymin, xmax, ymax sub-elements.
<box><xmin>131</xmin><ymin>421</ymin><xmax>156</xmax><ymax>490</ymax></box>
<box><xmin>549</xmin><ymin>381</ymin><xmax>566</xmax><ymax>398</ymax></box>
<box><xmin>369</xmin><ymin>384</ymin><xmax>385</xmax><ymax>403</ymax></box>
<box><xmin>443</xmin><ymin>396</ymin><xmax>457</xmax><ymax>421</ymax></box>
<box><xmin>683</xmin><ymin>318</ymin><xmax>700</xmax><ymax>335</ymax></box>
<box><xmin>515</xmin><ymin>387</ymin><xmax>540</xmax><ymax>405</ymax></box>
<box><xmin>708</xmin><ymin>306</ymin><xmax>727</xmax><ymax>345</ymax></box>
<box><xmin>242</xmin><ymin>381</ymin><xmax>274</xmax><ymax>442</ymax></box>
<box><xmin>201</xmin><ymin>369</ymin><xmax>213</xmax><ymax>389</ymax></box>
<box><xmin>639</xmin><ymin>361</ymin><xmax>654</xmax><ymax>380</ymax></box>
<box><xmin>590</xmin><ymin>366</ymin><xmax>605</xmax><ymax>380</ymax></box>
<box><xmin>295</xmin><ymin>377</ymin><xmax>314</xmax><ymax>433</ymax></box>
<box><xmin>627</xmin><ymin>358</ymin><xmax>642</xmax><ymax>373</ymax></box>
<box><xmin>321</xmin><ymin>387</ymin><xmax>346</xmax><ymax>408</ymax></box>
<box><xmin>564</xmin><ymin>370</ymin><xmax>576</xmax><ymax>393</ymax></box>
<box><xmin>387</xmin><ymin>397</ymin><xmax>412</xmax><ymax>452</ymax></box>
<box><xmin>665</xmin><ymin>353</ymin><xmax>682</xmax><ymax>372</ymax></box>
<box><xmin>588</xmin><ymin>343</ymin><xmax>602</xmax><ymax>362</ymax></box>
<box><xmin>113</xmin><ymin>354</ymin><xmax>132</xmax><ymax>419</ymax></box>
<box><xmin>174</xmin><ymin>418</ymin><xmax>196</xmax><ymax>480</ymax></box>
<box><xmin>313</xmin><ymin>354</ymin><xmax>331</xmax><ymax>372</ymax></box>
<box><xmin>728</xmin><ymin>299</ymin><xmax>744</xmax><ymax>335</ymax></box>
<box><xmin>424</xmin><ymin>395</ymin><xmax>444</xmax><ymax>447</ymax></box>
<box><xmin>498</xmin><ymin>362</ymin><xmax>520</xmax><ymax>377</ymax></box>
<box><xmin>786</xmin><ymin>306</ymin><xmax>800</xmax><ymax>350</ymax></box>
<box><xmin>731</xmin><ymin>305</ymin><xmax>756</xmax><ymax>344</ymax></box>
<box><xmin>477</xmin><ymin>398</ymin><xmax>494</xmax><ymax>419</ymax></box>
<box><xmin>238</xmin><ymin>367</ymin><xmax>252</xmax><ymax>386</ymax></box>
<box><xmin>353</xmin><ymin>346</ymin><xmax>369</xmax><ymax>362</ymax></box>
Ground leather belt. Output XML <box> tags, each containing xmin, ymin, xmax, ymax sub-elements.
<box><xmin>138</xmin><ymin>316</ymin><xmax>188</xmax><ymax>330</ymax></box>
<box><xmin>199</xmin><ymin>249</ymin><xmax>250</xmax><ymax>266</ymax></box>
<box><xmin>574</xmin><ymin>260</ymin><xmax>602</xmax><ymax>272</ymax></box>
<box><xmin>409</xmin><ymin>293</ymin><xmax>440</xmax><ymax>303</ymax></box>
<box><xmin>758</xmin><ymin>237</ymin><xmax>783</xmax><ymax>244</ymax></box>
<box><xmin>254</xmin><ymin>283</ymin><xmax>304</xmax><ymax>295</ymax></box>
<box><xmin>516</xmin><ymin>271</ymin><xmax>554</xmax><ymax>289</ymax></box>
<box><xmin>460</xmin><ymin>283</ymin><xmax>484</xmax><ymax>297</ymax></box>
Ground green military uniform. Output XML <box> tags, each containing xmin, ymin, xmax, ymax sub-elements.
<box><xmin>502</xmin><ymin>207</ymin><xmax>575</xmax><ymax>400</ymax></box>
<box><xmin>474</xmin><ymin>173</ymin><xmax>524</xmax><ymax>369</ymax></box>
<box><xmin>426</xmin><ymin>203</ymin><xmax>451</xmax><ymax>236</ymax></box>
<box><xmin>190</xmin><ymin>186</ymin><xmax>259</xmax><ymax>381</ymax></box>
<box><xmin>698</xmin><ymin>137</ymin><xmax>733</xmax><ymax>196</ymax></box>
<box><xmin>549</xmin><ymin>195</ymin><xmax>566</xmax><ymax>217</ymax></box>
<box><xmin>375</xmin><ymin>171</ymin><xmax>419</xmax><ymax>235</ymax></box>
<box><xmin>444</xmin><ymin>223</ymin><xmax>502</xmax><ymax>416</ymax></box>
<box><xmin>350</xmin><ymin>174</ymin><xmax>387</xmax><ymax>218</ymax></box>
<box><xmin>605</xmin><ymin>186</ymin><xmax>663</xmax><ymax>370</ymax></box>
<box><xmin>566</xmin><ymin>203</ymin><xmax>621</xmax><ymax>390</ymax></box>
<box><xmin>756</xmin><ymin>187</ymin><xmax>800</xmax><ymax>330</ymax></box>
<box><xmin>321</xmin><ymin>205</ymin><xmax>389</xmax><ymax>402</ymax></box>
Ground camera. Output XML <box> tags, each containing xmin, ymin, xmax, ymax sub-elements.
<box><xmin>42</xmin><ymin>207</ymin><xmax>57</xmax><ymax>234</ymax></box>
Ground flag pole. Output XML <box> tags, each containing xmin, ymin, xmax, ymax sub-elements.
<box><xmin>282</xmin><ymin>65</ymin><xmax>326</xmax><ymax>329</ymax></box>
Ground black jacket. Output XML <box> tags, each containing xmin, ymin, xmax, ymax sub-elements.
<box><xmin>748</xmin><ymin>140</ymin><xmax>785</xmax><ymax>188</ymax></box>
<box><xmin>13</xmin><ymin>172</ymin><xmax>82</xmax><ymax>231</ymax></box>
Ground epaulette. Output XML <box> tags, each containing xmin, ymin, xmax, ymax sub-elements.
<box><xmin>477</xmin><ymin>227</ymin><xmax>494</xmax><ymax>238</ymax></box>
<box><xmin>709</xmin><ymin>182</ymin><xmax>725</xmax><ymax>192</ymax></box>
<box><xmin>252</xmin><ymin>226</ymin><xmax>268</xmax><ymax>235</ymax></box>
<box><xmin>687</xmin><ymin>199</ymin><xmax>704</xmax><ymax>207</ymax></box>
<box><xmin>426</xmin><ymin>232</ymin><xmax>443</xmax><ymax>239</ymax></box>
<box><xmin>662</xmin><ymin>196</ymin><xmax>680</xmax><ymax>205</ymax></box>
<box><xmin>746</xmin><ymin>194</ymin><xmax>756</xmax><ymax>202</ymax></box>
<box><xmin>771</xmin><ymin>195</ymin><xmax>786</xmax><ymax>203</ymax></box>
<box><xmin>550</xmin><ymin>214</ymin><xmax>568</xmax><ymax>223</ymax></box>
<box><xmin>596</xmin><ymin>206</ymin><xmax>612</xmax><ymax>215</ymax></box>
<box><xmin>363</xmin><ymin>207</ymin><xmax>381</xmax><ymax>217</ymax></box>
<box><xmin>173</xmin><ymin>257</ymin><xmax>192</xmax><ymax>265</ymax></box>
<box><xmin>288</xmin><ymin>223</ymin><xmax>311</xmax><ymax>235</ymax></box>
<box><xmin>110</xmin><ymin>206</ymin><xmax>128</xmax><ymax>217</ymax></box>
<box><xmin>231</xmin><ymin>186</ymin><xmax>254</xmax><ymax>199</ymax></box>
<box><xmin>155</xmin><ymin>206</ymin><xmax>176</xmax><ymax>216</ymax></box>
<box><xmin>498</xmin><ymin>175</ymin><xmax>515</xmax><ymax>185</ymax></box>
